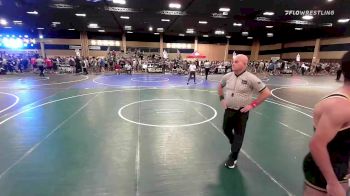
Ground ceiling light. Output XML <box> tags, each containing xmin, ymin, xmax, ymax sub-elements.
<box><xmin>322</xmin><ymin>23</ymin><xmax>333</xmax><ymax>27</ymax></box>
<box><xmin>13</xmin><ymin>20</ymin><xmax>22</xmax><ymax>24</ymax></box>
<box><xmin>179</xmin><ymin>33</ymin><xmax>185</xmax><ymax>36</ymax></box>
<box><xmin>287</xmin><ymin>20</ymin><xmax>311</xmax><ymax>25</ymax></box>
<box><xmin>242</xmin><ymin>31</ymin><xmax>249</xmax><ymax>36</ymax></box>
<box><xmin>68</xmin><ymin>28</ymin><xmax>75</xmax><ymax>31</ymax></box>
<box><xmin>302</xmin><ymin>15</ymin><xmax>313</xmax><ymax>20</ymax></box>
<box><xmin>226</xmin><ymin>36</ymin><xmax>231</xmax><ymax>39</ymax></box>
<box><xmin>50</xmin><ymin>3</ymin><xmax>74</xmax><ymax>9</ymax></box>
<box><xmin>219</xmin><ymin>8</ymin><xmax>230</xmax><ymax>12</ymax></box>
<box><xmin>39</xmin><ymin>35</ymin><xmax>44</xmax><ymax>39</ymax></box>
<box><xmin>149</xmin><ymin>26</ymin><xmax>153</xmax><ymax>31</ymax></box>
<box><xmin>120</xmin><ymin>16</ymin><xmax>129</xmax><ymax>19</ymax></box>
<box><xmin>233</xmin><ymin>22</ymin><xmax>242</xmax><ymax>26</ymax></box>
<box><xmin>157</xmin><ymin>28</ymin><xmax>164</xmax><ymax>32</ymax></box>
<box><xmin>169</xmin><ymin>3</ymin><xmax>181</xmax><ymax>9</ymax></box>
<box><xmin>256</xmin><ymin>17</ymin><xmax>272</xmax><ymax>21</ymax></box>
<box><xmin>198</xmin><ymin>21</ymin><xmax>207</xmax><ymax>24</ymax></box>
<box><xmin>52</xmin><ymin>22</ymin><xmax>61</xmax><ymax>25</ymax></box>
<box><xmin>327</xmin><ymin>0</ymin><xmax>333</xmax><ymax>2</ymax></box>
<box><xmin>24</xmin><ymin>35</ymin><xmax>28</xmax><ymax>38</ymax></box>
<box><xmin>263</xmin><ymin>11</ymin><xmax>274</xmax><ymax>16</ymax></box>
<box><xmin>4</xmin><ymin>26</ymin><xmax>12</xmax><ymax>29</ymax></box>
<box><xmin>75</xmin><ymin>13</ymin><xmax>86</xmax><ymax>17</ymax></box>
<box><xmin>127</xmin><ymin>31</ymin><xmax>133</xmax><ymax>33</ymax></box>
<box><xmin>113</xmin><ymin>0</ymin><xmax>126</xmax><ymax>4</ymax></box>
<box><xmin>338</xmin><ymin>18</ymin><xmax>350</xmax><ymax>23</ymax></box>
<box><xmin>98</xmin><ymin>29</ymin><xmax>105</xmax><ymax>32</ymax></box>
<box><xmin>0</xmin><ymin>19</ymin><xmax>7</xmax><ymax>26</ymax></box>
<box><xmin>27</xmin><ymin>11</ymin><xmax>39</xmax><ymax>15</ymax></box>
<box><xmin>295</xmin><ymin>27</ymin><xmax>303</xmax><ymax>30</ymax></box>
<box><xmin>88</xmin><ymin>23</ymin><xmax>99</xmax><ymax>28</ymax></box>
<box><xmin>154</xmin><ymin>32</ymin><xmax>159</xmax><ymax>35</ymax></box>
<box><xmin>37</xmin><ymin>27</ymin><xmax>45</xmax><ymax>30</ymax></box>
<box><xmin>203</xmin><ymin>35</ymin><xmax>209</xmax><ymax>37</ymax></box>
<box><xmin>125</xmin><ymin>25</ymin><xmax>132</xmax><ymax>30</ymax></box>
<box><xmin>247</xmin><ymin>37</ymin><xmax>253</xmax><ymax>39</ymax></box>
<box><xmin>186</xmin><ymin>28</ymin><xmax>194</xmax><ymax>31</ymax></box>
<box><xmin>265</xmin><ymin>25</ymin><xmax>273</xmax><ymax>28</ymax></box>
<box><xmin>161</xmin><ymin>19</ymin><xmax>170</xmax><ymax>22</ymax></box>
<box><xmin>267</xmin><ymin>33</ymin><xmax>274</xmax><ymax>37</ymax></box>
<box><xmin>215</xmin><ymin>30</ymin><xmax>225</xmax><ymax>35</ymax></box>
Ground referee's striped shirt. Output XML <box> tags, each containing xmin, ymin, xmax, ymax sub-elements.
<box><xmin>220</xmin><ymin>71</ymin><xmax>266</xmax><ymax>110</ymax></box>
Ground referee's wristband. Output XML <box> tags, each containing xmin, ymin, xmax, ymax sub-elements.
<box><xmin>219</xmin><ymin>95</ymin><xmax>224</xmax><ymax>101</ymax></box>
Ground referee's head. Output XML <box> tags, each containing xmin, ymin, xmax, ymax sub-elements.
<box><xmin>342</xmin><ymin>51</ymin><xmax>350</xmax><ymax>83</ymax></box>
<box><xmin>232</xmin><ymin>54</ymin><xmax>248</xmax><ymax>73</ymax></box>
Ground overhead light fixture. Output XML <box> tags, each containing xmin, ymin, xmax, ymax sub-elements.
<box><xmin>169</xmin><ymin>3</ymin><xmax>181</xmax><ymax>9</ymax></box>
<box><xmin>24</xmin><ymin>35</ymin><xmax>29</xmax><ymax>38</ymax></box>
<box><xmin>267</xmin><ymin>33</ymin><xmax>274</xmax><ymax>37</ymax></box>
<box><xmin>75</xmin><ymin>13</ymin><xmax>86</xmax><ymax>17</ymax></box>
<box><xmin>215</xmin><ymin>30</ymin><xmax>225</xmax><ymax>35</ymax></box>
<box><xmin>161</xmin><ymin>19</ymin><xmax>170</xmax><ymax>22</ymax></box>
<box><xmin>295</xmin><ymin>27</ymin><xmax>303</xmax><ymax>30</ymax></box>
<box><xmin>148</xmin><ymin>26</ymin><xmax>153</xmax><ymax>31</ymax></box>
<box><xmin>198</xmin><ymin>21</ymin><xmax>207</xmax><ymax>24</ymax></box>
<box><xmin>125</xmin><ymin>25</ymin><xmax>132</xmax><ymax>30</ymax></box>
<box><xmin>203</xmin><ymin>35</ymin><xmax>209</xmax><ymax>37</ymax></box>
<box><xmin>98</xmin><ymin>29</ymin><xmax>105</xmax><ymax>32</ymax></box>
<box><xmin>39</xmin><ymin>34</ymin><xmax>44</xmax><ymax>39</ymax></box>
<box><xmin>154</xmin><ymin>32</ymin><xmax>159</xmax><ymax>35</ymax></box>
<box><xmin>327</xmin><ymin>0</ymin><xmax>333</xmax><ymax>2</ymax></box>
<box><xmin>4</xmin><ymin>26</ymin><xmax>12</xmax><ymax>29</ymax></box>
<box><xmin>88</xmin><ymin>23</ymin><xmax>99</xmax><ymax>28</ymax></box>
<box><xmin>242</xmin><ymin>31</ymin><xmax>249</xmax><ymax>36</ymax></box>
<box><xmin>263</xmin><ymin>11</ymin><xmax>274</xmax><ymax>16</ymax></box>
<box><xmin>247</xmin><ymin>37</ymin><xmax>253</xmax><ymax>39</ymax></box>
<box><xmin>322</xmin><ymin>23</ymin><xmax>333</xmax><ymax>27</ymax></box>
<box><xmin>338</xmin><ymin>18</ymin><xmax>350</xmax><ymax>23</ymax></box>
<box><xmin>233</xmin><ymin>22</ymin><xmax>242</xmax><ymax>26</ymax></box>
<box><xmin>226</xmin><ymin>36</ymin><xmax>231</xmax><ymax>39</ymax></box>
<box><xmin>113</xmin><ymin>0</ymin><xmax>126</xmax><ymax>4</ymax></box>
<box><xmin>127</xmin><ymin>31</ymin><xmax>133</xmax><ymax>33</ymax></box>
<box><xmin>37</xmin><ymin>27</ymin><xmax>45</xmax><ymax>30</ymax></box>
<box><xmin>120</xmin><ymin>16</ymin><xmax>129</xmax><ymax>19</ymax></box>
<box><xmin>13</xmin><ymin>20</ymin><xmax>23</xmax><ymax>24</ymax></box>
<box><xmin>179</xmin><ymin>33</ymin><xmax>185</xmax><ymax>36</ymax></box>
<box><xmin>302</xmin><ymin>15</ymin><xmax>313</xmax><ymax>20</ymax></box>
<box><xmin>186</xmin><ymin>28</ymin><xmax>194</xmax><ymax>31</ymax></box>
<box><xmin>219</xmin><ymin>8</ymin><xmax>230</xmax><ymax>12</ymax></box>
<box><xmin>287</xmin><ymin>20</ymin><xmax>311</xmax><ymax>25</ymax></box>
<box><xmin>68</xmin><ymin>28</ymin><xmax>75</xmax><ymax>31</ymax></box>
<box><xmin>27</xmin><ymin>10</ymin><xmax>39</xmax><ymax>15</ymax></box>
<box><xmin>265</xmin><ymin>25</ymin><xmax>273</xmax><ymax>28</ymax></box>
<box><xmin>157</xmin><ymin>28</ymin><xmax>164</xmax><ymax>32</ymax></box>
<box><xmin>0</xmin><ymin>19</ymin><xmax>7</xmax><ymax>26</ymax></box>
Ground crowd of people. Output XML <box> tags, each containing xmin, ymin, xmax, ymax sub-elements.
<box><xmin>248</xmin><ymin>60</ymin><xmax>341</xmax><ymax>76</ymax></box>
<box><xmin>0</xmin><ymin>50</ymin><xmax>342</xmax><ymax>78</ymax></box>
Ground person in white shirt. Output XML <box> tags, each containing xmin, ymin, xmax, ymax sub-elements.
<box><xmin>187</xmin><ymin>63</ymin><xmax>197</xmax><ymax>85</ymax></box>
<box><xmin>204</xmin><ymin>61</ymin><xmax>211</xmax><ymax>80</ymax></box>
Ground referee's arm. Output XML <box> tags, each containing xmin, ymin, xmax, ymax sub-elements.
<box><xmin>218</xmin><ymin>80</ymin><xmax>227</xmax><ymax>109</ymax></box>
<box><xmin>241</xmin><ymin>86</ymin><xmax>271</xmax><ymax>113</ymax></box>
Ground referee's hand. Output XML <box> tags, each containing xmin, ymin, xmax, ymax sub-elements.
<box><xmin>220</xmin><ymin>100</ymin><xmax>227</xmax><ymax>109</ymax></box>
<box><xmin>240</xmin><ymin>105</ymin><xmax>253</xmax><ymax>113</ymax></box>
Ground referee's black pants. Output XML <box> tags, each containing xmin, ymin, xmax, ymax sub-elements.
<box><xmin>222</xmin><ymin>108</ymin><xmax>249</xmax><ymax>161</ymax></box>
<box><xmin>205</xmin><ymin>68</ymin><xmax>210</xmax><ymax>80</ymax></box>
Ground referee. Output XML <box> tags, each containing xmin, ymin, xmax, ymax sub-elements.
<box><xmin>218</xmin><ymin>54</ymin><xmax>271</xmax><ymax>169</ymax></box>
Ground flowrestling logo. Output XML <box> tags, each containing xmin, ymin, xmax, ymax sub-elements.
<box><xmin>285</xmin><ymin>10</ymin><xmax>335</xmax><ymax>16</ymax></box>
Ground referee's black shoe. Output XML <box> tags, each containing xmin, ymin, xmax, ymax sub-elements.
<box><xmin>225</xmin><ymin>158</ymin><xmax>237</xmax><ymax>169</ymax></box>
